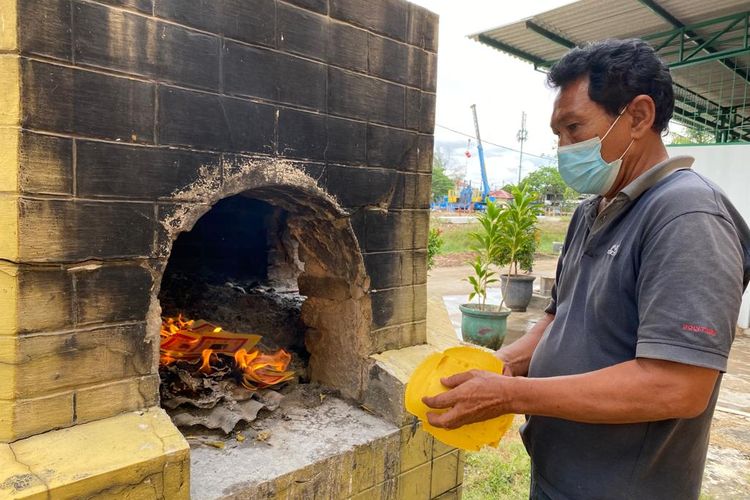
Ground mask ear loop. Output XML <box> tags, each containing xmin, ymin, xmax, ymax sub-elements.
<box><xmin>618</xmin><ymin>139</ymin><xmax>635</xmax><ymax>161</ymax></box>
<box><xmin>601</xmin><ymin>106</ymin><xmax>628</xmax><ymax>141</ymax></box>
<box><xmin>615</xmin><ymin>106</ymin><xmax>635</xmax><ymax>160</ymax></box>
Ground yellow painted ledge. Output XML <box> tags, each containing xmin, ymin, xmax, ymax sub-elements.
<box><xmin>0</xmin><ymin>0</ymin><xmax>17</xmax><ymax>52</ymax></box>
<box><xmin>0</xmin><ymin>126</ymin><xmax>19</xmax><ymax>192</ymax></box>
<box><xmin>0</xmin><ymin>196</ymin><xmax>18</xmax><ymax>262</ymax></box>
<box><xmin>0</xmin><ymin>55</ymin><xmax>20</xmax><ymax>126</ymax></box>
<box><xmin>426</xmin><ymin>295</ymin><xmax>464</xmax><ymax>351</ymax></box>
<box><xmin>371</xmin><ymin>344</ymin><xmax>440</xmax><ymax>385</ymax></box>
<box><xmin>0</xmin><ymin>408</ymin><xmax>190</xmax><ymax>499</ymax></box>
<box><xmin>0</xmin><ymin>262</ymin><xmax>18</xmax><ymax>339</ymax></box>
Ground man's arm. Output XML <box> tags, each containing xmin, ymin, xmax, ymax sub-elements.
<box><xmin>496</xmin><ymin>312</ymin><xmax>554</xmax><ymax>376</ymax></box>
<box><xmin>423</xmin><ymin>357</ymin><xmax>718</xmax><ymax>429</ymax></box>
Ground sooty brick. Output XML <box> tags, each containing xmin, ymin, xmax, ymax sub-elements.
<box><xmin>158</xmin><ymin>86</ymin><xmax>275</xmax><ymax>153</ymax></box>
<box><xmin>76</xmin><ymin>141</ymin><xmax>221</xmax><ymax>200</ymax></box>
<box><xmin>19</xmin><ymin>0</ymin><xmax>72</xmax><ymax>61</ymax></box>
<box><xmin>21</xmin><ymin>60</ymin><xmax>154</xmax><ymax>143</ymax></box>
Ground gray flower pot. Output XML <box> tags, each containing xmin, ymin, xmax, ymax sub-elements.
<box><xmin>500</xmin><ymin>275</ymin><xmax>536</xmax><ymax>312</ymax></box>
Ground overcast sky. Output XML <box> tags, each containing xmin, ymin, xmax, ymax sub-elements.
<box><xmin>408</xmin><ymin>0</ymin><xmax>573</xmax><ymax>188</ymax></box>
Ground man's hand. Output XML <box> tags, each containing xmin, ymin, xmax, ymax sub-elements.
<box><xmin>421</xmin><ymin>358</ymin><xmax>719</xmax><ymax>429</ymax></box>
<box><xmin>422</xmin><ymin>370</ymin><xmax>514</xmax><ymax>429</ymax></box>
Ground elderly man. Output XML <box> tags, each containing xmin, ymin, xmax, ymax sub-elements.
<box><xmin>424</xmin><ymin>39</ymin><xmax>750</xmax><ymax>499</ymax></box>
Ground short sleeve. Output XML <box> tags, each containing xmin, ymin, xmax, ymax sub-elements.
<box><xmin>635</xmin><ymin>212</ymin><xmax>744</xmax><ymax>371</ymax></box>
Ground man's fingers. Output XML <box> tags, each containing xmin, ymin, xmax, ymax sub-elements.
<box><xmin>421</xmin><ymin>370</ymin><xmax>477</xmax><ymax>408</ymax></box>
<box><xmin>426</xmin><ymin>408</ymin><xmax>463</xmax><ymax>429</ymax></box>
<box><xmin>422</xmin><ymin>390</ymin><xmax>456</xmax><ymax>409</ymax></box>
<box><xmin>440</xmin><ymin>370</ymin><xmax>475</xmax><ymax>388</ymax></box>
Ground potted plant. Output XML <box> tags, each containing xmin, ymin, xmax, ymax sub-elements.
<box><xmin>459</xmin><ymin>201</ymin><xmax>511</xmax><ymax>350</ymax></box>
<box><xmin>495</xmin><ymin>183</ymin><xmax>542</xmax><ymax>312</ymax></box>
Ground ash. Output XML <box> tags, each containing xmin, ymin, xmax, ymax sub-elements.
<box><xmin>171</xmin><ymin>380</ymin><xmax>342</xmax><ymax>443</ymax></box>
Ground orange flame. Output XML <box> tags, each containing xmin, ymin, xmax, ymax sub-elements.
<box><xmin>160</xmin><ymin>315</ymin><xmax>294</xmax><ymax>390</ymax></box>
<box><xmin>160</xmin><ymin>314</ymin><xmax>197</xmax><ymax>365</ymax></box>
<box><xmin>199</xmin><ymin>349</ymin><xmax>214</xmax><ymax>375</ymax></box>
<box><xmin>234</xmin><ymin>348</ymin><xmax>295</xmax><ymax>390</ymax></box>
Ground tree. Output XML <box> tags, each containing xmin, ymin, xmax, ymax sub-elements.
<box><xmin>670</xmin><ymin>127</ymin><xmax>714</xmax><ymax>145</ymax></box>
<box><xmin>521</xmin><ymin>165</ymin><xmax>578</xmax><ymax>202</ymax></box>
<box><xmin>432</xmin><ymin>146</ymin><xmax>463</xmax><ymax>201</ymax></box>
<box><xmin>431</xmin><ymin>163</ymin><xmax>455</xmax><ymax>201</ymax></box>
<box><xmin>501</xmin><ymin>183</ymin><xmax>515</xmax><ymax>194</ymax></box>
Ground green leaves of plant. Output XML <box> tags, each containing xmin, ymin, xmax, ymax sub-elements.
<box><xmin>466</xmin><ymin>182</ymin><xmax>541</xmax><ymax>308</ymax></box>
<box><xmin>427</xmin><ymin>227</ymin><xmax>444</xmax><ymax>270</ymax></box>
<box><xmin>493</xmin><ymin>183</ymin><xmax>542</xmax><ymax>274</ymax></box>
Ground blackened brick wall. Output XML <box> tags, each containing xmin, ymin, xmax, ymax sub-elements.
<box><xmin>17</xmin><ymin>0</ymin><xmax>438</xmax><ymax>355</ymax></box>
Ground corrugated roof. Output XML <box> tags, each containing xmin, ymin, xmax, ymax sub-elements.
<box><xmin>472</xmin><ymin>0</ymin><xmax>750</xmax><ymax>141</ymax></box>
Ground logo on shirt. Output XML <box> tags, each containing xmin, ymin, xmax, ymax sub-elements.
<box><xmin>606</xmin><ymin>244</ymin><xmax>620</xmax><ymax>257</ymax></box>
<box><xmin>682</xmin><ymin>323</ymin><xmax>717</xmax><ymax>336</ymax></box>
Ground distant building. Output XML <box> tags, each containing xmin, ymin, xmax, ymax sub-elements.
<box><xmin>489</xmin><ymin>189</ymin><xmax>513</xmax><ymax>205</ymax></box>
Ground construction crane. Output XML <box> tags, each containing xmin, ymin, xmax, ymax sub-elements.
<box><xmin>470</xmin><ymin>104</ymin><xmax>491</xmax><ymax>209</ymax></box>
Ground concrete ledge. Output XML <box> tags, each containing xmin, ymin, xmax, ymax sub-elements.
<box><xmin>529</xmin><ymin>293</ymin><xmax>551</xmax><ymax>312</ymax></box>
<box><xmin>365</xmin><ymin>344</ymin><xmax>441</xmax><ymax>426</ymax></box>
<box><xmin>426</xmin><ymin>295</ymin><xmax>463</xmax><ymax>351</ymax></box>
<box><xmin>0</xmin><ymin>407</ymin><xmax>189</xmax><ymax>499</ymax></box>
<box><xmin>192</xmin><ymin>396</ymin><xmax>400</xmax><ymax>499</ymax></box>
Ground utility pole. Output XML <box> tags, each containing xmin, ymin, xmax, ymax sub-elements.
<box><xmin>516</xmin><ymin>111</ymin><xmax>528</xmax><ymax>184</ymax></box>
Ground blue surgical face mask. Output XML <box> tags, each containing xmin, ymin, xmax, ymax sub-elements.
<box><xmin>557</xmin><ymin>108</ymin><xmax>634</xmax><ymax>195</ymax></box>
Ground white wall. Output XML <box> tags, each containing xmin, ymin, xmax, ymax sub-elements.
<box><xmin>666</xmin><ymin>143</ymin><xmax>750</xmax><ymax>328</ymax></box>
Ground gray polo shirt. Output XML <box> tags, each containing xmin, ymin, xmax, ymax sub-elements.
<box><xmin>522</xmin><ymin>156</ymin><xmax>750</xmax><ymax>499</ymax></box>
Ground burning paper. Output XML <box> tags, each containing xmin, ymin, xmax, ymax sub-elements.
<box><xmin>159</xmin><ymin>315</ymin><xmax>295</xmax><ymax>433</ymax></box>
<box><xmin>161</xmin><ymin>315</ymin><xmax>262</xmax><ymax>363</ymax></box>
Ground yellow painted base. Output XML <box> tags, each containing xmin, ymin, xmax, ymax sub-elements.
<box><xmin>0</xmin><ymin>408</ymin><xmax>189</xmax><ymax>499</ymax></box>
<box><xmin>0</xmin><ymin>0</ymin><xmax>18</xmax><ymax>51</ymax></box>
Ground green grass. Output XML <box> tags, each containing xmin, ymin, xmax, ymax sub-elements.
<box><xmin>436</xmin><ymin>222</ymin><xmax>480</xmax><ymax>254</ymax></box>
<box><xmin>463</xmin><ymin>418</ymin><xmax>531</xmax><ymax>500</ymax></box>
<box><xmin>462</xmin><ymin>417</ymin><xmax>718</xmax><ymax>499</ymax></box>
<box><xmin>432</xmin><ymin>215</ymin><xmax>570</xmax><ymax>257</ymax></box>
<box><xmin>536</xmin><ymin>217</ymin><xmax>570</xmax><ymax>254</ymax></box>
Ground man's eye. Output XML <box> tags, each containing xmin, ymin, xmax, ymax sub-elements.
<box><xmin>567</xmin><ymin>123</ymin><xmax>579</xmax><ymax>132</ymax></box>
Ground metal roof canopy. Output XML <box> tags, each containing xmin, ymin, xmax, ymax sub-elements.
<box><xmin>471</xmin><ymin>0</ymin><xmax>750</xmax><ymax>142</ymax></box>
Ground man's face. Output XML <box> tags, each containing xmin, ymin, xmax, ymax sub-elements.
<box><xmin>550</xmin><ymin>76</ymin><xmax>632</xmax><ymax>163</ymax></box>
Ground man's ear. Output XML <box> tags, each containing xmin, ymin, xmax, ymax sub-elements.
<box><xmin>627</xmin><ymin>95</ymin><xmax>656</xmax><ymax>139</ymax></box>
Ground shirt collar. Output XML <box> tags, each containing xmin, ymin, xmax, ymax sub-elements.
<box><xmin>580</xmin><ymin>155</ymin><xmax>694</xmax><ymax>223</ymax></box>
<box><xmin>620</xmin><ymin>155</ymin><xmax>694</xmax><ymax>200</ymax></box>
